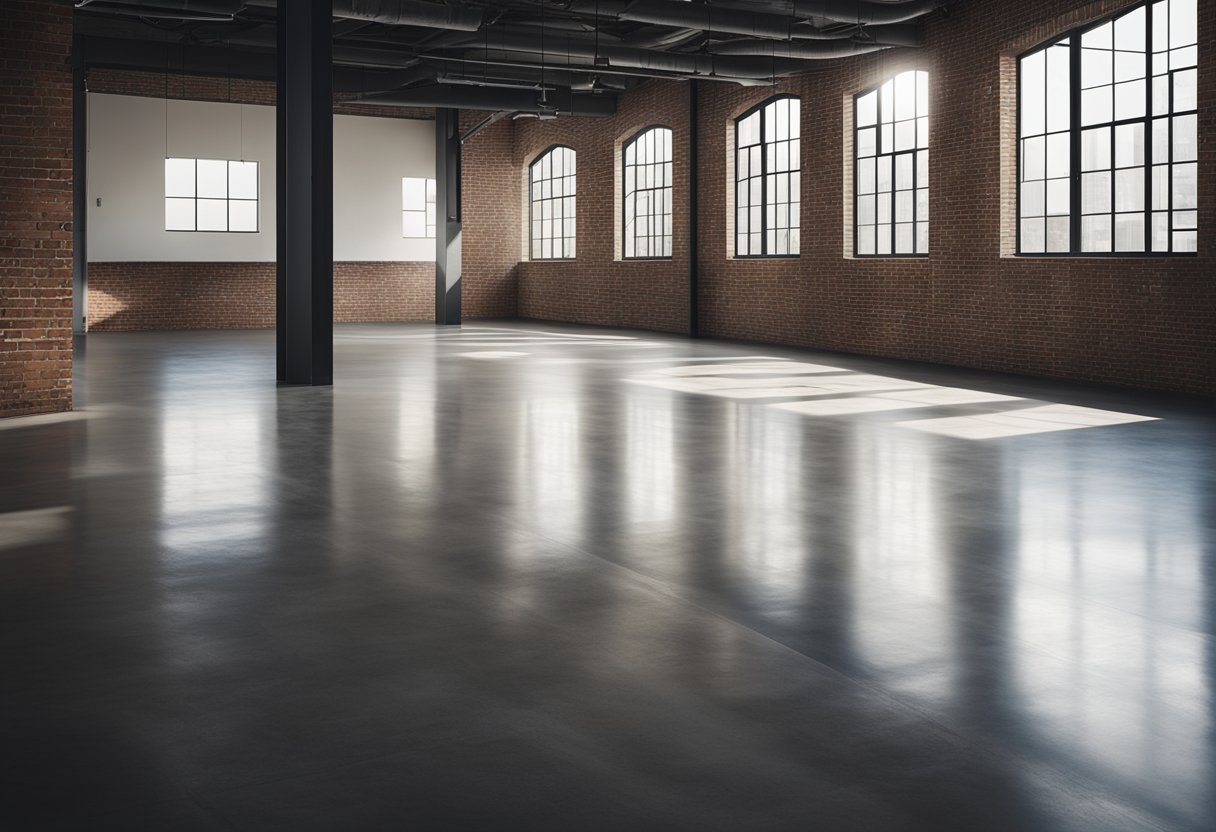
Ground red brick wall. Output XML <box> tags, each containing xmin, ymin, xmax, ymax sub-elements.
<box><xmin>497</xmin><ymin>0</ymin><xmax>1215</xmax><ymax>395</ymax></box>
<box><xmin>514</xmin><ymin>81</ymin><xmax>690</xmax><ymax>334</ymax></box>
<box><xmin>461</xmin><ymin>112</ymin><xmax>520</xmax><ymax>319</ymax></box>
<box><xmin>694</xmin><ymin>0</ymin><xmax>1216</xmax><ymax>395</ymax></box>
<box><xmin>0</xmin><ymin>0</ymin><xmax>74</xmax><ymax>416</ymax></box>
<box><xmin>87</xmin><ymin>262</ymin><xmax>434</xmax><ymax>331</ymax></box>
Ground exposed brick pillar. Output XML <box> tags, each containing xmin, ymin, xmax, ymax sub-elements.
<box><xmin>0</xmin><ymin>0</ymin><xmax>74</xmax><ymax>416</ymax></box>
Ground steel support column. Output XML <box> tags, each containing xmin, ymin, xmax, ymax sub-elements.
<box><xmin>688</xmin><ymin>79</ymin><xmax>699</xmax><ymax>338</ymax></box>
<box><xmin>435</xmin><ymin>107</ymin><xmax>461</xmax><ymax>326</ymax></box>
<box><xmin>276</xmin><ymin>0</ymin><xmax>333</xmax><ymax>385</ymax></box>
<box><xmin>72</xmin><ymin>43</ymin><xmax>87</xmax><ymax>335</ymax></box>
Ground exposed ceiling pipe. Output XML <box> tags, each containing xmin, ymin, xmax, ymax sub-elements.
<box><xmin>243</xmin><ymin>0</ymin><xmax>484</xmax><ymax>31</ymax></box>
<box><xmin>451</xmin><ymin>30</ymin><xmax>809</xmax><ymax>79</ymax></box>
<box><xmin>710</xmin><ymin>38</ymin><xmax>890</xmax><ymax>58</ymax></box>
<box><xmin>790</xmin><ymin>0</ymin><xmax>944</xmax><ymax>25</ymax></box>
<box><xmin>358</xmin><ymin>84</ymin><xmax>617</xmax><ymax>116</ymax></box>
<box><xmin>73</xmin><ymin>0</ymin><xmax>241</xmax><ymax>20</ymax></box>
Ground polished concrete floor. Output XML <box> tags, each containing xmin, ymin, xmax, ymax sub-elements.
<box><xmin>2</xmin><ymin>322</ymin><xmax>1214</xmax><ymax>831</ymax></box>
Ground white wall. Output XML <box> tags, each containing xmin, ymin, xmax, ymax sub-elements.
<box><xmin>87</xmin><ymin>93</ymin><xmax>435</xmax><ymax>262</ymax></box>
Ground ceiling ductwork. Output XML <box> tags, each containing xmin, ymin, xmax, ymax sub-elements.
<box><xmin>73</xmin><ymin>0</ymin><xmax>953</xmax><ymax>118</ymax></box>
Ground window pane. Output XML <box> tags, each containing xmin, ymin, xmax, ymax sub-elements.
<box><xmin>165</xmin><ymin>158</ymin><xmax>195</xmax><ymax>198</ymax></box>
<box><xmin>196</xmin><ymin>159</ymin><xmax>228</xmax><ymax>199</ymax></box>
<box><xmin>229</xmin><ymin>161</ymin><xmax>258</xmax><ymax>200</ymax></box>
<box><xmin>1114</xmin><ymin>213</ymin><xmax>1144</xmax><ymax>251</ymax></box>
<box><xmin>402</xmin><ymin>177</ymin><xmax>426</xmax><ymax>212</ymax></box>
<box><xmin>857</xmin><ymin>90</ymin><xmax>878</xmax><ymax>127</ymax></box>
<box><xmin>229</xmin><ymin>199</ymin><xmax>257</xmax><ymax>232</ymax></box>
<box><xmin>1081</xmin><ymin>127</ymin><xmax>1111</xmax><ymax>171</ymax></box>
<box><xmin>165</xmin><ymin>197</ymin><xmax>194</xmax><ymax>231</ymax></box>
<box><xmin>197</xmin><ymin>198</ymin><xmax>227</xmax><ymax>231</ymax></box>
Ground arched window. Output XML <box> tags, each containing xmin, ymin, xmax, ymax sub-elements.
<box><xmin>735</xmin><ymin>95</ymin><xmax>800</xmax><ymax>257</ymax></box>
<box><xmin>529</xmin><ymin>145</ymin><xmax>576</xmax><ymax>260</ymax></box>
<box><xmin>854</xmin><ymin>70</ymin><xmax>929</xmax><ymax>256</ymax></box>
<box><xmin>623</xmin><ymin>126</ymin><xmax>673</xmax><ymax>259</ymax></box>
<box><xmin>1017</xmin><ymin>0</ymin><xmax>1197</xmax><ymax>254</ymax></box>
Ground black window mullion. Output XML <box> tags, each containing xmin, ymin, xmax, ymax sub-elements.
<box><xmin>1069</xmin><ymin>38</ymin><xmax>1081</xmax><ymax>252</ymax></box>
<box><xmin>760</xmin><ymin>105</ymin><xmax>769</xmax><ymax>256</ymax></box>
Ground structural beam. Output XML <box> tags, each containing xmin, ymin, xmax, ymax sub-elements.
<box><xmin>688</xmin><ymin>79</ymin><xmax>699</xmax><ymax>338</ymax></box>
<box><xmin>435</xmin><ymin>108</ymin><xmax>461</xmax><ymax>326</ymax></box>
<box><xmin>276</xmin><ymin>0</ymin><xmax>333</xmax><ymax>385</ymax></box>
<box><xmin>72</xmin><ymin>43</ymin><xmax>87</xmax><ymax>335</ymax></box>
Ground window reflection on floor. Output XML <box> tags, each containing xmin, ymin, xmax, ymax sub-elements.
<box><xmin>625</xmin><ymin>362</ymin><xmax>1158</xmax><ymax>439</ymax></box>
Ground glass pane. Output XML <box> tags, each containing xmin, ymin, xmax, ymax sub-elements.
<box><xmin>165</xmin><ymin>197</ymin><xmax>194</xmax><ymax>231</ymax></box>
<box><xmin>1174</xmin><ymin>210</ymin><xmax>1197</xmax><ymax>229</ymax></box>
<box><xmin>403</xmin><ymin>212</ymin><xmax>425</xmax><ymax>238</ymax></box>
<box><xmin>229</xmin><ymin>199</ymin><xmax>257</xmax><ymax>232</ymax></box>
<box><xmin>402</xmin><ymin>177</ymin><xmax>426</xmax><ymax>212</ymax></box>
<box><xmin>228</xmin><ymin>161</ymin><xmax>258</xmax><ymax>200</ymax></box>
<box><xmin>1172</xmin><ymin>162</ymin><xmax>1197</xmax><ymax>209</ymax></box>
<box><xmin>1046</xmin><ymin>179</ymin><xmax>1069</xmax><ymax>215</ymax></box>
<box><xmin>196</xmin><ymin>159</ymin><xmax>227</xmax><ymax>199</ymax></box>
<box><xmin>1113</xmin><ymin>5</ymin><xmax>1145</xmax><ymax>52</ymax></box>
<box><xmin>1045</xmin><ymin>216</ymin><xmax>1070</xmax><ymax>251</ymax></box>
<box><xmin>1151</xmin><ymin>211</ymin><xmax>1170</xmax><ymax>251</ymax></box>
<box><xmin>1114</xmin><ymin>50</ymin><xmax>1145</xmax><ymax>83</ymax></box>
<box><xmin>857</xmin><ymin>225</ymin><xmax>875</xmax><ymax>255</ymax></box>
<box><xmin>1173</xmin><ymin>230</ymin><xmax>1197</xmax><ymax>252</ymax></box>
<box><xmin>1081</xmin><ymin>86</ymin><xmax>1113</xmax><ymax>126</ymax></box>
<box><xmin>857</xmin><ymin>90</ymin><xmax>878</xmax><ymax>127</ymax></box>
<box><xmin>857</xmin><ymin>195</ymin><xmax>876</xmax><ymax>225</ymax></box>
<box><xmin>1170</xmin><ymin>0</ymin><xmax>1196</xmax><ymax>48</ymax></box>
<box><xmin>1114</xmin><ymin>213</ymin><xmax>1144</xmax><ymax>251</ymax></box>
<box><xmin>857</xmin><ymin>127</ymin><xmax>876</xmax><ymax>157</ymax></box>
<box><xmin>1083</xmin><ymin>21</ymin><xmax>1112</xmax><ymax>50</ymax></box>
<box><xmin>1101</xmin><ymin>168</ymin><xmax>1139</xmax><ymax>215</ymax></box>
<box><xmin>895</xmin><ymin>223</ymin><xmax>914</xmax><ymax>253</ymax></box>
<box><xmin>165</xmin><ymin>158</ymin><xmax>195</xmax><ymax>198</ymax></box>
<box><xmin>1045</xmin><ymin>46</ymin><xmax>1070</xmax><ymax>132</ymax></box>
<box><xmin>1114</xmin><ymin>123</ymin><xmax>1144</xmax><ymax>167</ymax></box>
<box><xmin>1172</xmin><ymin>114</ymin><xmax>1197</xmax><ymax>162</ymax></box>
<box><xmin>1021</xmin><ymin>181</ymin><xmax>1046</xmax><ymax>217</ymax></box>
<box><xmin>1173</xmin><ymin>68</ymin><xmax>1197</xmax><ymax>111</ymax></box>
<box><xmin>1152</xmin><ymin>165</ymin><xmax>1169</xmax><ymax>209</ymax></box>
<box><xmin>1082</xmin><ymin>171</ymin><xmax>1111</xmax><ymax>214</ymax></box>
<box><xmin>1021</xmin><ymin>218</ymin><xmax>1045</xmax><ymax>252</ymax></box>
<box><xmin>858</xmin><ymin>159</ymin><xmax>875</xmax><ymax>194</ymax></box>
<box><xmin>196</xmin><ymin>198</ymin><xmax>227</xmax><ymax>231</ymax></box>
<box><xmin>876</xmin><ymin>156</ymin><xmax>892</xmax><ymax>193</ymax></box>
<box><xmin>1081</xmin><ymin>215</ymin><xmax>1112</xmax><ymax>251</ymax></box>
<box><xmin>1114</xmin><ymin>79</ymin><xmax>1146</xmax><ymax>119</ymax></box>
<box><xmin>1045</xmin><ymin>132</ymin><xmax>1070</xmax><ymax>179</ymax></box>
<box><xmin>1081</xmin><ymin>48</ymin><xmax>1112</xmax><ymax>88</ymax></box>
<box><xmin>1081</xmin><ymin>127</ymin><xmax>1111</xmax><ymax>171</ymax></box>
<box><xmin>1022</xmin><ymin>136</ymin><xmax>1045</xmax><ymax>180</ymax></box>
<box><xmin>916</xmin><ymin>221</ymin><xmax>929</xmax><ymax>253</ymax></box>
<box><xmin>1020</xmin><ymin>50</ymin><xmax>1046</xmax><ymax>137</ymax></box>
<box><xmin>895</xmin><ymin>154</ymin><xmax>913</xmax><ymax>190</ymax></box>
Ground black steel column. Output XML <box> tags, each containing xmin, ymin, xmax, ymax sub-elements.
<box><xmin>72</xmin><ymin>42</ymin><xmax>87</xmax><ymax>335</ymax></box>
<box><xmin>688</xmin><ymin>80</ymin><xmax>699</xmax><ymax>338</ymax></box>
<box><xmin>435</xmin><ymin>108</ymin><xmax>461</xmax><ymax>326</ymax></box>
<box><xmin>276</xmin><ymin>0</ymin><xmax>333</xmax><ymax>385</ymax></box>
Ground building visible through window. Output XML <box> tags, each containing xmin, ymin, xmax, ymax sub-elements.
<box><xmin>623</xmin><ymin>126</ymin><xmax>673</xmax><ymax>259</ymax></box>
<box><xmin>1018</xmin><ymin>0</ymin><xmax>1197</xmax><ymax>254</ymax></box>
<box><xmin>165</xmin><ymin>158</ymin><xmax>259</xmax><ymax>233</ymax></box>
<box><xmin>855</xmin><ymin>71</ymin><xmax>929</xmax><ymax>256</ymax></box>
<box><xmin>735</xmin><ymin>96</ymin><xmax>800</xmax><ymax>257</ymax></box>
<box><xmin>530</xmin><ymin>146</ymin><xmax>577</xmax><ymax>260</ymax></box>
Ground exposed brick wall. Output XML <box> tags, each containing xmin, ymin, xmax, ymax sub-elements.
<box><xmin>460</xmin><ymin>112</ymin><xmax>520</xmax><ymax>319</ymax></box>
<box><xmin>88</xmin><ymin>262</ymin><xmax>433</xmax><ymax>331</ymax></box>
<box><xmin>0</xmin><ymin>0</ymin><xmax>74</xmax><ymax>417</ymax></box>
<box><xmin>514</xmin><ymin>80</ymin><xmax>690</xmax><ymax>334</ymax></box>
<box><xmin>700</xmin><ymin>0</ymin><xmax>1216</xmax><ymax>395</ymax></box>
<box><xmin>495</xmin><ymin>0</ymin><xmax>1215</xmax><ymax>395</ymax></box>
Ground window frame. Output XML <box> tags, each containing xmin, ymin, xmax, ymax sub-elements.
<box><xmin>733</xmin><ymin>94</ymin><xmax>801</xmax><ymax>259</ymax></box>
<box><xmin>164</xmin><ymin>157</ymin><xmax>260</xmax><ymax>234</ymax></box>
<box><xmin>1015</xmin><ymin>0</ymin><xmax>1198</xmax><ymax>257</ymax></box>
<box><xmin>402</xmin><ymin>176</ymin><xmax>437</xmax><ymax>239</ymax></box>
<box><xmin>622</xmin><ymin>125</ymin><xmax>674</xmax><ymax>261</ymax></box>
<box><xmin>528</xmin><ymin>144</ymin><xmax>577</xmax><ymax>261</ymax></box>
<box><xmin>853</xmin><ymin>70</ymin><xmax>930</xmax><ymax>258</ymax></box>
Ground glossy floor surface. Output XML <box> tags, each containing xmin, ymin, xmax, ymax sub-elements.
<box><xmin>2</xmin><ymin>323</ymin><xmax>1214</xmax><ymax>831</ymax></box>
